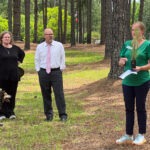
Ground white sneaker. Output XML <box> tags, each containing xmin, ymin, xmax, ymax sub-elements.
<box><xmin>0</xmin><ymin>116</ymin><xmax>6</xmax><ymax>120</ymax></box>
<box><xmin>133</xmin><ymin>134</ymin><xmax>146</xmax><ymax>145</ymax></box>
<box><xmin>9</xmin><ymin>115</ymin><xmax>16</xmax><ymax>119</ymax></box>
<box><xmin>116</xmin><ymin>134</ymin><xmax>133</xmax><ymax>144</ymax></box>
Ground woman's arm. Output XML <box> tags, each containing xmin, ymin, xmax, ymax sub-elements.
<box><xmin>135</xmin><ymin>60</ymin><xmax>150</xmax><ymax>72</ymax></box>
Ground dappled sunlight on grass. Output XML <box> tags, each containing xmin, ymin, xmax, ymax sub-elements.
<box><xmin>63</xmin><ymin>69</ymin><xmax>109</xmax><ymax>89</ymax></box>
<box><xmin>20</xmin><ymin>53</ymin><xmax>35</xmax><ymax>71</ymax></box>
<box><xmin>65</xmin><ymin>50</ymin><xmax>104</xmax><ymax>65</ymax></box>
<box><xmin>18</xmin><ymin>73</ymin><xmax>40</xmax><ymax>92</ymax></box>
<box><xmin>0</xmin><ymin>48</ymin><xmax>110</xmax><ymax>149</ymax></box>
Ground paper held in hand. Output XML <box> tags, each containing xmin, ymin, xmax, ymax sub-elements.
<box><xmin>119</xmin><ymin>70</ymin><xmax>137</xmax><ymax>79</ymax></box>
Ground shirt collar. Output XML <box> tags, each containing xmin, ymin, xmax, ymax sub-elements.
<box><xmin>44</xmin><ymin>40</ymin><xmax>54</xmax><ymax>47</ymax></box>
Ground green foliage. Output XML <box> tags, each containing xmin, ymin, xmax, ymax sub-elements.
<box><xmin>0</xmin><ymin>0</ymin><xmax>8</xmax><ymax>18</ymax></box>
<box><xmin>92</xmin><ymin>0</ymin><xmax>101</xmax><ymax>32</ymax></box>
<box><xmin>134</xmin><ymin>3</ymin><xmax>140</xmax><ymax>22</ymax></box>
<box><xmin>83</xmin><ymin>32</ymin><xmax>100</xmax><ymax>43</ymax></box>
<box><xmin>0</xmin><ymin>16</ymin><xmax>8</xmax><ymax>32</ymax></box>
<box><xmin>18</xmin><ymin>7</ymin><xmax>71</xmax><ymax>42</ymax></box>
<box><xmin>143</xmin><ymin>0</ymin><xmax>150</xmax><ymax>40</ymax></box>
<box><xmin>37</xmin><ymin>7</ymin><xmax>71</xmax><ymax>42</ymax></box>
<box><xmin>130</xmin><ymin>2</ymin><xmax>140</xmax><ymax>24</ymax></box>
<box><xmin>92</xmin><ymin>32</ymin><xmax>100</xmax><ymax>41</ymax></box>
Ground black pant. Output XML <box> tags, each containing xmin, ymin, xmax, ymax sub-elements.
<box><xmin>0</xmin><ymin>80</ymin><xmax>18</xmax><ymax>118</ymax></box>
<box><xmin>122</xmin><ymin>81</ymin><xmax>149</xmax><ymax>135</ymax></box>
<box><xmin>38</xmin><ymin>68</ymin><xmax>67</xmax><ymax>118</ymax></box>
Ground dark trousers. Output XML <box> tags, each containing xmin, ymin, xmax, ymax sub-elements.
<box><xmin>122</xmin><ymin>81</ymin><xmax>149</xmax><ymax>135</ymax></box>
<box><xmin>0</xmin><ymin>80</ymin><xmax>18</xmax><ymax>118</ymax></box>
<box><xmin>38</xmin><ymin>68</ymin><xmax>67</xmax><ymax>118</ymax></box>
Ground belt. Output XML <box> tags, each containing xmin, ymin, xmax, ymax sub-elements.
<box><xmin>40</xmin><ymin>68</ymin><xmax>60</xmax><ymax>71</ymax></box>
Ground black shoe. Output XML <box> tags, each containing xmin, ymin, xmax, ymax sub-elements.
<box><xmin>60</xmin><ymin>115</ymin><xmax>67</xmax><ymax>122</ymax></box>
<box><xmin>46</xmin><ymin>115</ymin><xmax>53</xmax><ymax>121</ymax></box>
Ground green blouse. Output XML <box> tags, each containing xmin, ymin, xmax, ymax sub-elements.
<box><xmin>120</xmin><ymin>40</ymin><xmax>150</xmax><ymax>86</ymax></box>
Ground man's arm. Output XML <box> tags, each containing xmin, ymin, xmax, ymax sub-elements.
<box><xmin>35</xmin><ymin>46</ymin><xmax>40</xmax><ymax>72</ymax></box>
<box><xmin>60</xmin><ymin>44</ymin><xmax>66</xmax><ymax>71</ymax></box>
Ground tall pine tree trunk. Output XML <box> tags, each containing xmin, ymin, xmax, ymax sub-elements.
<box><xmin>58</xmin><ymin>0</ymin><xmax>63</xmax><ymax>42</ymax></box>
<box><xmin>100</xmin><ymin>0</ymin><xmax>106</xmax><ymax>45</ymax></box>
<box><xmin>87</xmin><ymin>0</ymin><xmax>92</xmax><ymax>44</ymax></box>
<box><xmin>34</xmin><ymin>0</ymin><xmax>38</xmax><ymax>43</ymax></box>
<box><xmin>8</xmin><ymin>0</ymin><xmax>12</xmax><ymax>32</ymax></box>
<box><xmin>139</xmin><ymin>0</ymin><xmax>144</xmax><ymax>21</ymax></box>
<box><xmin>42</xmin><ymin>0</ymin><xmax>47</xmax><ymax>29</ymax></box>
<box><xmin>44</xmin><ymin>0</ymin><xmax>47</xmax><ymax>29</ymax></box>
<box><xmin>132</xmin><ymin>0</ymin><xmax>136</xmax><ymax>24</ymax></box>
<box><xmin>124</xmin><ymin>0</ymin><xmax>131</xmax><ymax>40</ymax></box>
<box><xmin>13</xmin><ymin>0</ymin><xmax>21</xmax><ymax>41</ymax></box>
<box><xmin>42</xmin><ymin>0</ymin><xmax>45</xmax><ymax>29</ymax></box>
<box><xmin>79</xmin><ymin>0</ymin><xmax>83</xmax><ymax>43</ymax></box>
<box><xmin>71</xmin><ymin>0</ymin><xmax>76</xmax><ymax>46</ymax></box>
<box><xmin>105</xmin><ymin>0</ymin><xmax>112</xmax><ymax>59</ymax></box>
<box><xmin>108</xmin><ymin>0</ymin><xmax>127</xmax><ymax>79</ymax></box>
<box><xmin>24</xmin><ymin>0</ymin><xmax>30</xmax><ymax>50</ymax></box>
<box><xmin>63</xmin><ymin>0</ymin><xmax>68</xmax><ymax>44</ymax></box>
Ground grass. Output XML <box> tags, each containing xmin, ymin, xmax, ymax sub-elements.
<box><xmin>21</xmin><ymin>50</ymin><xmax>104</xmax><ymax>72</ymax></box>
<box><xmin>65</xmin><ymin>50</ymin><xmax>104</xmax><ymax>65</ymax></box>
<box><xmin>0</xmin><ymin>49</ymin><xmax>109</xmax><ymax>149</ymax></box>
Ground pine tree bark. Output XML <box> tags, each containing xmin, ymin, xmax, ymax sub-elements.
<box><xmin>24</xmin><ymin>0</ymin><xmax>30</xmax><ymax>50</ymax></box>
<box><xmin>87</xmin><ymin>0</ymin><xmax>92</xmax><ymax>44</ymax></box>
<box><xmin>63</xmin><ymin>0</ymin><xmax>68</xmax><ymax>44</ymax></box>
<box><xmin>44</xmin><ymin>0</ymin><xmax>47</xmax><ymax>29</ymax></box>
<box><xmin>71</xmin><ymin>0</ymin><xmax>76</xmax><ymax>46</ymax></box>
<box><xmin>108</xmin><ymin>0</ymin><xmax>127</xmax><ymax>79</ymax></box>
<box><xmin>8</xmin><ymin>0</ymin><xmax>13</xmax><ymax>32</ymax></box>
<box><xmin>79</xmin><ymin>0</ymin><xmax>83</xmax><ymax>43</ymax></box>
<box><xmin>132</xmin><ymin>0</ymin><xmax>136</xmax><ymax>24</ymax></box>
<box><xmin>42</xmin><ymin>0</ymin><xmax>45</xmax><ymax>29</ymax></box>
<box><xmin>139</xmin><ymin>0</ymin><xmax>144</xmax><ymax>21</ymax></box>
<box><xmin>58</xmin><ymin>0</ymin><xmax>63</xmax><ymax>42</ymax></box>
<box><xmin>42</xmin><ymin>0</ymin><xmax>47</xmax><ymax>29</ymax></box>
<box><xmin>105</xmin><ymin>0</ymin><xmax>113</xmax><ymax>58</ymax></box>
<box><xmin>100</xmin><ymin>0</ymin><xmax>106</xmax><ymax>45</ymax></box>
<box><xmin>13</xmin><ymin>0</ymin><xmax>21</xmax><ymax>41</ymax></box>
<box><xmin>34</xmin><ymin>0</ymin><xmax>38</xmax><ymax>43</ymax></box>
<box><xmin>124</xmin><ymin>0</ymin><xmax>131</xmax><ymax>40</ymax></box>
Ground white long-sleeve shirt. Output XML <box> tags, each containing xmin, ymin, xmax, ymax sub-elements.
<box><xmin>35</xmin><ymin>40</ymin><xmax>66</xmax><ymax>72</ymax></box>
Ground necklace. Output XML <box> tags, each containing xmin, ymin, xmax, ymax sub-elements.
<box><xmin>4</xmin><ymin>47</ymin><xmax>10</xmax><ymax>55</ymax></box>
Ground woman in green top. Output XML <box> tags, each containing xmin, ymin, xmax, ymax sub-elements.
<box><xmin>116</xmin><ymin>22</ymin><xmax>150</xmax><ymax>145</ymax></box>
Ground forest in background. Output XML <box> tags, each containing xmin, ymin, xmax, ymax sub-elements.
<box><xmin>0</xmin><ymin>0</ymin><xmax>150</xmax><ymax>44</ymax></box>
<box><xmin>0</xmin><ymin>0</ymin><xmax>150</xmax><ymax>79</ymax></box>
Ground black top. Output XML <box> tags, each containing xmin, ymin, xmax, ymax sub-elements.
<box><xmin>0</xmin><ymin>44</ymin><xmax>25</xmax><ymax>81</ymax></box>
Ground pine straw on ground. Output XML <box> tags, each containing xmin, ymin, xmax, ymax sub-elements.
<box><xmin>16</xmin><ymin>42</ymin><xmax>150</xmax><ymax>150</ymax></box>
<box><xmin>63</xmin><ymin>44</ymin><xmax>150</xmax><ymax>150</ymax></box>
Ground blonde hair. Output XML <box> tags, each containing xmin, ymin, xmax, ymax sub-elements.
<box><xmin>133</xmin><ymin>21</ymin><xmax>146</xmax><ymax>39</ymax></box>
<box><xmin>133</xmin><ymin>21</ymin><xmax>145</xmax><ymax>31</ymax></box>
<box><xmin>0</xmin><ymin>31</ymin><xmax>14</xmax><ymax>45</ymax></box>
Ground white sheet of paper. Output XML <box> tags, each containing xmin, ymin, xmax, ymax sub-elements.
<box><xmin>119</xmin><ymin>70</ymin><xmax>137</xmax><ymax>79</ymax></box>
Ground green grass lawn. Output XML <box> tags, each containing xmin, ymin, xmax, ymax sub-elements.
<box><xmin>0</xmin><ymin>50</ymin><xmax>109</xmax><ymax>150</ymax></box>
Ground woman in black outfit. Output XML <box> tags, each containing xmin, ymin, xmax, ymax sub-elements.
<box><xmin>0</xmin><ymin>31</ymin><xmax>25</xmax><ymax>120</ymax></box>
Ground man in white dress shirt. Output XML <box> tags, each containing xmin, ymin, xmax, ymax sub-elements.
<box><xmin>35</xmin><ymin>28</ymin><xmax>67</xmax><ymax>121</ymax></box>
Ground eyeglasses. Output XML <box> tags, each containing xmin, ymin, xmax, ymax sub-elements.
<box><xmin>44</xmin><ymin>34</ymin><xmax>53</xmax><ymax>36</ymax></box>
<box><xmin>3</xmin><ymin>37</ymin><xmax>11</xmax><ymax>39</ymax></box>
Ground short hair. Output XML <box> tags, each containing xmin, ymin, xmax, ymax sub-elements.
<box><xmin>0</xmin><ymin>31</ymin><xmax>14</xmax><ymax>45</ymax></box>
